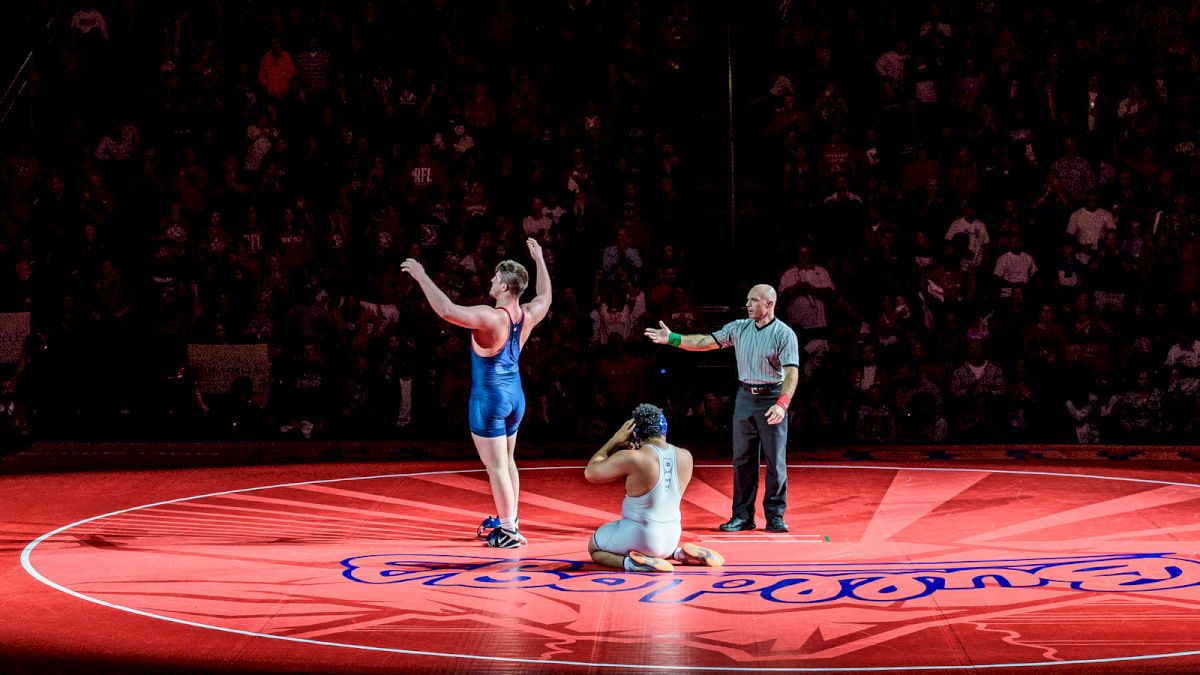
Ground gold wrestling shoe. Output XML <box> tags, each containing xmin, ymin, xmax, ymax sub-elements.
<box><xmin>627</xmin><ymin>550</ymin><xmax>675</xmax><ymax>573</ymax></box>
<box><xmin>675</xmin><ymin>542</ymin><xmax>725</xmax><ymax>567</ymax></box>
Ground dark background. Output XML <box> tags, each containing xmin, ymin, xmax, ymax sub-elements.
<box><xmin>0</xmin><ymin>0</ymin><xmax>1198</xmax><ymax>452</ymax></box>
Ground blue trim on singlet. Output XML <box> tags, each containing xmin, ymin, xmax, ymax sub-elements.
<box><xmin>468</xmin><ymin>307</ymin><xmax>526</xmax><ymax>438</ymax></box>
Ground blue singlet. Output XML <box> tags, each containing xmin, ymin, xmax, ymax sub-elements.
<box><xmin>468</xmin><ymin>307</ymin><xmax>526</xmax><ymax>438</ymax></box>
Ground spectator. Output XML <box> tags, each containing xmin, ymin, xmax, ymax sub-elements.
<box><xmin>70</xmin><ymin>4</ymin><xmax>108</xmax><ymax>42</ymax></box>
<box><xmin>521</xmin><ymin>197</ymin><xmax>553</xmax><ymax>238</ymax></box>
<box><xmin>294</xmin><ymin>37</ymin><xmax>333</xmax><ymax>96</ymax></box>
<box><xmin>257</xmin><ymin>38</ymin><xmax>296</xmax><ymax>101</ymax></box>
<box><xmin>601</xmin><ymin>227</ymin><xmax>643</xmax><ymax>282</ymax></box>
<box><xmin>875</xmin><ymin>40</ymin><xmax>909</xmax><ymax>85</ymax></box>
<box><xmin>95</xmin><ymin>124</ymin><xmax>140</xmax><ymax>162</ymax></box>
<box><xmin>1116</xmin><ymin>369</ymin><xmax>1167</xmax><ymax>439</ymax></box>
<box><xmin>9</xmin><ymin>0</ymin><xmax>1200</xmax><ymax>450</ymax></box>
<box><xmin>1089</xmin><ymin>230</ymin><xmax>1135</xmax><ymax>314</ymax></box>
<box><xmin>591</xmin><ymin>287</ymin><xmax>638</xmax><ymax>346</ymax></box>
<box><xmin>1004</xmin><ymin>358</ymin><xmax>1039</xmax><ymax>438</ymax></box>
<box><xmin>1165</xmin><ymin>329</ymin><xmax>1200</xmax><ymax>400</ymax></box>
<box><xmin>1065</xmin><ymin>374</ymin><xmax>1117</xmax><ymax>444</ymax></box>
<box><xmin>1050</xmin><ymin>138</ymin><xmax>1095</xmax><ymax>205</ymax></box>
<box><xmin>907</xmin><ymin>390</ymin><xmax>948</xmax><ymax>442</ymax></box>
<box><xmin>854</xmin><ymin>384</ymin><xmax>896</xmax><ymax>442</ymax></box>
<box><xmin>1067</xmin><ymin>191</ymin><xmax>1117</xmax><ymax>262</ymax></box>
<box><xmin>992</xmin><ymin>234</ymin><xmax>1037</xmax><ymax>299</ymax></box>
<box><xmin>949</xmin><ymin>339</ymin><xmax>1006</xmax><ymax>439</ymax></box>
<box><xmin>778</xmin><ymin>243</ymin><xmax>836</xmax><ymax>343</ymax></box>
<box><xmin>945</xmin><ymin>201</ymin><xmax>990</xmax><ymax>272</ymax></box>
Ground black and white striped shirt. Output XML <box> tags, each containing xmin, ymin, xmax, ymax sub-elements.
<box><xmin>711</xmin><ymin>318</ymin><xmax>800</xmax><ymax>384</ymax></box>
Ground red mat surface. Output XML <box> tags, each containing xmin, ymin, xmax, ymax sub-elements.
<box><xmin>4</xmin><ymin>459</ymin><xmax>1200</xmax><ymax>673</ymax></box>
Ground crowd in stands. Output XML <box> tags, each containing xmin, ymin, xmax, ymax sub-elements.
<box><xmin>2</xmin><ymin>0</ymin><xmax>1200</xmax><ymax>449</ymax></box>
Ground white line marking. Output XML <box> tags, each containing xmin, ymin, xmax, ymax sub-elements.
<box><xmin>700</xmin><ymin>535</ymin><xmax>830</xmax><ymax>540</ymax></box>
<box><xmin>701</xmin><ymin>536</ymin><xmax>825</xmax><ymax>539</ymax></box>
<box><xmin>702</xmin><ymin>534</ymin><xmax>825</xmax><ymax>537</ymax></box>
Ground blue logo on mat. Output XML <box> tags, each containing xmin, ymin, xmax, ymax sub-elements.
<box><xmin>340</xmin><ymin>552</ymin><xmax>1200</xmax><ymax>604</ymax></box>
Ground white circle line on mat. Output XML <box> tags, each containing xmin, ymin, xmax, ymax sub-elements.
<box><xmin>20</xmin><ymin>464</ymin><xmax>1200</xmax><ymax>671</ymax></box>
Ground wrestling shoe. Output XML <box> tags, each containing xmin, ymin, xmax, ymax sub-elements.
<box><xmin>485</xmin><ymin>527</ymin><xmax>523</xmax><ymax>549</ymax></box>
<box><xmin>627</xmin><ymin>550</ymin><xmax>675</xmax><ymax>573</ymax></box>
<box><xmin>674</xmin><ymin>542</ymin><xmax>725</xmax><ymax>567</ymax></box>
<box><xmin>477</xmin><ymin>516</ymin><xmax>501</xmax><ymax>540</ymax></box>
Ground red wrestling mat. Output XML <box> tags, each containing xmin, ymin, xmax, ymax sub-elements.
<box><xmin>5</xmin><ymin>459</ymin><xmax>1200</xmax><ymax>673</ymax></box>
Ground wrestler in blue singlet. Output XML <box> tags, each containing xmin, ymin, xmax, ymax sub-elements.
<box><xmin>468</xmin><ymin>307</ymin><xmax>526</xmax><ymax>438</ymax></box>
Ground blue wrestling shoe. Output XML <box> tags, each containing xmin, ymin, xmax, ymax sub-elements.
<box><xmin>477</xmin><ymin>516</ymin><xmax>501</xmax><ymax>540</ymax></box>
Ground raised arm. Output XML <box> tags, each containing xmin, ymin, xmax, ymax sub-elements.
<box><xmin>644</xmin><ymin>321</ymin><xmax>721</xmax><ymax>351</ymax></box>
<box><xmin>401</xmin><ymin>258</ymin><xmax>503</xmax><ymax>330</ymax></box>
<box><xmin>522</xmin><ymin>238</ymin><xmax>552</xmax><ymax>327</ymax></box>
<box><xmin>585</xmin><ymin>419</ymin><xmax>637</xmax><ymax>483</ymax></box>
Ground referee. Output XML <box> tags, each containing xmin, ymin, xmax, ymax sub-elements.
<box><xmin>645</xmin><ymin>284</ymin><xmax>800</xmax><ymax>533</ymax></box>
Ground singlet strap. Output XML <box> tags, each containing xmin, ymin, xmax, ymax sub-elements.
<box><xmin>498</xmin><ymin>305</ymin><xmax>525</xmax><ymax>329</ymax></box>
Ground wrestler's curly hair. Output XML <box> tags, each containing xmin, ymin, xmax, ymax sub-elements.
<box><xmin>495</xmin><ymin>260</ymin><xmax>529</xmax><ymax>297</ymax></box>
<box><xmin>632</xmin><ymin>403</ymin><xmax>666</xmax><ymax>440</ymax></box>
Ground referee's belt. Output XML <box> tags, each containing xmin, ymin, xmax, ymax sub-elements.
<box><xmin>739</xmin><ymin>381</ymin><xmax>782</xmax><ymax>395</ymax></box>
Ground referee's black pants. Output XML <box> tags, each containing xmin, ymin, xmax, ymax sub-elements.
<box><xmin>730</xmin><ymin>386</ymin><xmax>788</xmax><ymax>521</ymax></box>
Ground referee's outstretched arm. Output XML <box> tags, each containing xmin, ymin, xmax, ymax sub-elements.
<box><xmin>644</xmin><ymin>321</ymin><xmax>721</xmax><ymax>351</ymax></box>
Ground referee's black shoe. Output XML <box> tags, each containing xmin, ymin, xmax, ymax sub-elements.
<box><xmin>766</xmin><ymin>516</ymin><xmax>790</xmax><ymax>533</ymax></box>
<box><xmin>718</xmin><ymin>517</ymin><xmax>756</xmax><ymax>532</ymax></box>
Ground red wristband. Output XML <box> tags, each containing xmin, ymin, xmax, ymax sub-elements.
<box><xmin>776</xmin><ymin>395</ymin><xmax>791</xmax><ymax>410</ymax></box>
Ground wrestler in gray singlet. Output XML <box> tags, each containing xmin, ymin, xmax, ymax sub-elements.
<box><xmin>591</xmin><ymin>443</ymin><xmax>683</xmax><ymax>559</ymax></box>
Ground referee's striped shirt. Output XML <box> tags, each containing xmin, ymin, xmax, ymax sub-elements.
<box><xmin>711</xmin><ymin>318</ymin><xmax>800</xmax><ymax>385</ymax></box>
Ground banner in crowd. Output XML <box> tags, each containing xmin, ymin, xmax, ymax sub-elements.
<box><xmin>0</xmin><ymin>312</ymin><xmax>30</xmax><ymax>364</ymax></box>
<box><xmin>187</xmin><ymin>343</ymin><xmax>270</xmax><ymax>404</ymax></box>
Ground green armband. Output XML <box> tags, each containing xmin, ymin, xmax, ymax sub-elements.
<box><xmin>668</xmin><ymin>332</ymin><xmax>682</xmax><ymax>347</ymax></box>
